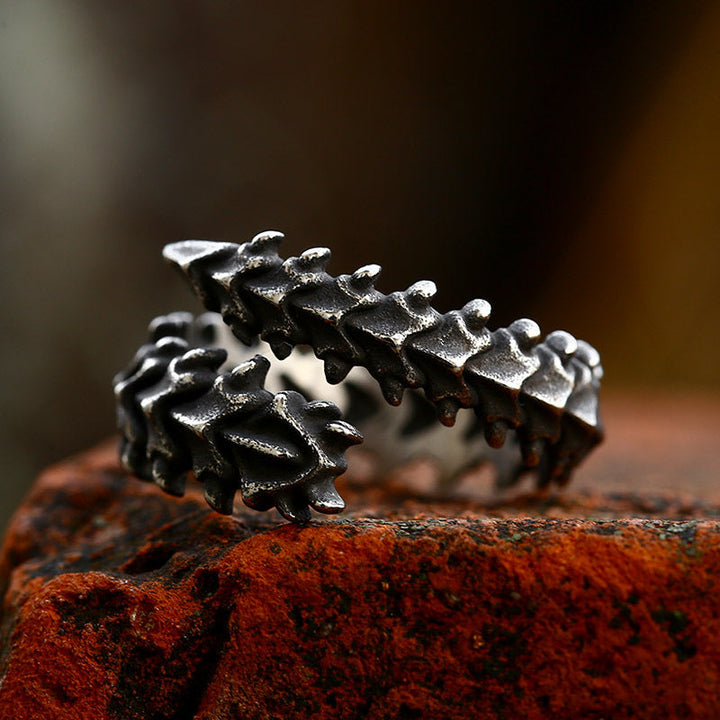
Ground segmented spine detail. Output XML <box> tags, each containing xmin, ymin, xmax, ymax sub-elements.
<box><xmin>114</xmin><ymin>312</ymin><xmax>363</xmax><ymax>522</ymax></box>
<box><xmin>164</xmin><ymin>232</ymin><xmax>603</xmax><ymax>487</ymax></box>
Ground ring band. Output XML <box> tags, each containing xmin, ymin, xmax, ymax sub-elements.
<box><xmin>114</xmin><ymin>231</ymin><xmax>603</xmax><ymax>522</ymax></box>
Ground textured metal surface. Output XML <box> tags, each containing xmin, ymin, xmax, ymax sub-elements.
<box><xmin>163</xmin><ymin>231</ymin><xmax>604</xmax><ymax>488</ymax></box>
<box><xmin>114</xmin><ymin>312</ymin><xmax>362</xmax><ymax>522</ymax></box>
<box><xmin>114</xmin><ymin>232</ymin><xmax>603</xmax><ymax>522</ymax></box>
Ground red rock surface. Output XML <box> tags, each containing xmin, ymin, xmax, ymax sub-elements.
<box><xmin>1</xmin><ymin>392</ymin><xmax>720</xmax><ymax>719</ymax></box>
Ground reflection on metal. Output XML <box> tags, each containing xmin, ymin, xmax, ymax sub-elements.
<box><xmin>114</xmin><ymin>231</ymin><xmax>603</xmax><ymax>522</ymax></box>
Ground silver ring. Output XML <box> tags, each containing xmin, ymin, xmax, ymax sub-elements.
<box><xmin>114</xmin><ymin>231</ymin><xmax>603</xmax><ymax>522</ymax></box>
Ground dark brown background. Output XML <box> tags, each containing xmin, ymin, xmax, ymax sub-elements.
<box><xmin>1</xmin><ymin>1</ymin><xmax>719</xmax><ymax>532</ymax></box>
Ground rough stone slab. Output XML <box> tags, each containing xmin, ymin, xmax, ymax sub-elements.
<box><xmin>2</xmin><ymin>441</ymin><xmax>720</xmax><ymax>719</ymax></box>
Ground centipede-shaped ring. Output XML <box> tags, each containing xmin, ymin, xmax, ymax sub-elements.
<box><xmin>114</xmin><ymin>230</ymin><xmax>603</xmax><ymax>522</ymax></box>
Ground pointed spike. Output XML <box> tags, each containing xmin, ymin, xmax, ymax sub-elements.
<box><xmin>306</xmin><ymin>400</ymin><xmax>342</xmax><ymax>419</ymax></box>
<box><xmin>406</xmin><ymin>280</ymin><xmax>437</xmax><ymax>308</ymax></box>
<box><xmin>270</xmin><ymin>340</ymin><xmax>293</xmax><ymax>360</ymax></box>
<box><xmin>435</xmin><ymin>398</ymin><xmax>460</xmax><ymax>427</ymax></box>
<box><xmin>276</xmin><ymin>495</ymin><xmax>311</xmax><ymax>524</ymax></box>
<box><xmin>152</xmin><ymin>457</ymin><xmax>187</xmax><ymax>496</ymax></box>
<box><xmin>249</xmin><ymin>230</ymin><xmax>284</xmax><ymax>252</ymax></box>
<box><xmin>462</xmin><ymin>299</ymin><xmax>492</xmax><ymax>333</ymax></box>
<box><xmin>148</xmin><ymin>312</ymin><xmax>194</xmax><ymax>341</ymax></box>
<box><xmin>546</xmin><ymin>330</ymin><xmax>578</xmax><ymax>360</ymax></box>
<box><xmin>575</xmin><ymin>339</ymin><xmax>601</xmax><ymax>368</ymax></box>
<box><xmin>350</xmin><ymin>263</ymin><xmax>382</xmax><ymax>290</ymax></box>
<box><xmin>174</xmin><ymin>347</ymin><xmax>227</xmax><ymax>373</ymax></box>
<box><xmin>229</xmin><ymin>355</ymin><xmax>271</xmax><ymax>387</ymax></box>
<box><xmin>155</xmin><ymin>473</ymin><xmax>188</xmax><ymax>497</ymax></box>
<box><xmin>298</xmin><ymin>246</ymin><xmax>331</xmax><ymax>270</ymax></box>
<box><xmin>326</xmin><ymin>420</ymin><xmax>363</xmax><ymax>446</ymax></box>
<box><xmin>202</xmin><ymin>476</ymin><xmax>235</xmax><ymax>515</ymax></box>
<box><xmin>163</xmin><ymin>240</ymin><xmax>237</xmax><ymax>270</ymax></box>
<box><xmin>324</xmin><ymin>355</ymin><xmax>352</xmax><ymax>384</ymax></box>
<box><xmin>308</xmin><ymin>483</ymin><xmax>345</xmax><ymax>514</ymax></box>
<box><xmin>509</xmin><ymin>318</ymin><xmax>542</xmax><ymax>351</ymax></box>
<box><xmin>484</xmin><ymin>420</ymin><xmax>509</xmax><ymax>449</ymax></box>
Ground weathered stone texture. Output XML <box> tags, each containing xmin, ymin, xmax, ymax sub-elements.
<box><xmin>2</xmin><ymin>440</ymin><xmax>720</xmax><ymax>719</ymax></box>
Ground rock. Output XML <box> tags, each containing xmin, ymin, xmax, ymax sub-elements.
<box><xmin>2</xmin><ymin>440</ymin><xmax>720</xmax><ymax>719</ymax></box>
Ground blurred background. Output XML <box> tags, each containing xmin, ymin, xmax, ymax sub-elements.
<box><xmin>1</xmin><ymin>1</ymin><xmax>719</xmax><ymax>532</ymax></box>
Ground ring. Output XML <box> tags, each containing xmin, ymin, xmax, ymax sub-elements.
<box><xmin>114</xmin><ymin>231</ymin><xmax>603</xmax><ymax>522</ymax></box>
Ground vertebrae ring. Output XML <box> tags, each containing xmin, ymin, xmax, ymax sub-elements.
<box><xmin>113</xmin><ymin>231</ymin><xmax>603</xmax><ymax>522</ymax></box>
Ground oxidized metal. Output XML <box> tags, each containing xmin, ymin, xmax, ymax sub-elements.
<box><xmin>114</xmin><ymin>312</ymin><xmax>362</xmax><ymax>522</ymax></box>
<box><xmin>114</xmin><ymin>231</ymin><xmax>603</xmax><ymax>522</ymax></box>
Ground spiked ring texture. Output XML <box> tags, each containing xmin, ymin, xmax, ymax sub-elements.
<box><xmin>114</xmin><ymin>312</ymin><xmax>363</xmax><ymax>523</ymax></box>
<box><xmin>162</xmin><ymin>231</ymin><xmax>603</xmax><ymax>485</ymax></box>
<box><xmin>114</xmin><ymin>231</ymin><xmax>603</xmax><ymax>522</ymax></box>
